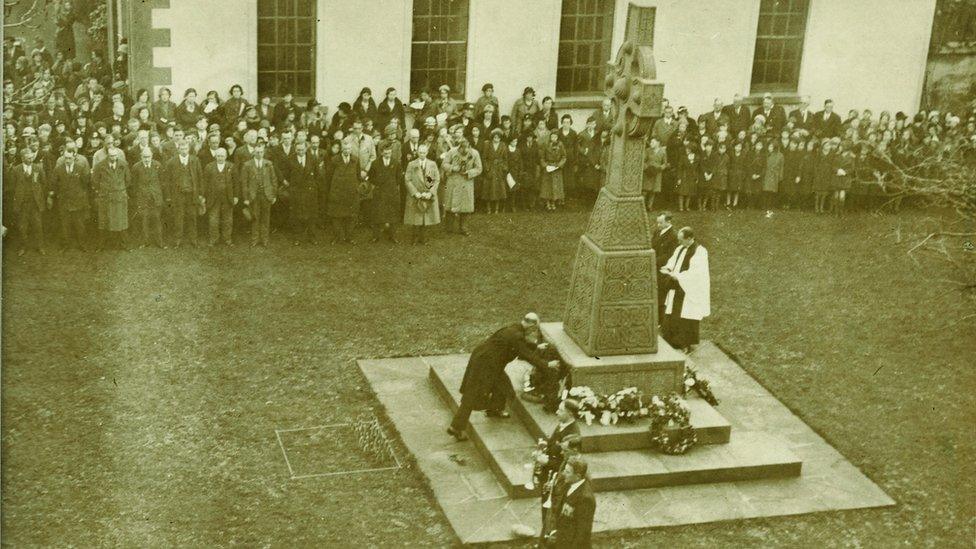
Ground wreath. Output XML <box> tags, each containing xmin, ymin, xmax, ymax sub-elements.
<box><xmin>648</xmin><ymin>394</ymin><xmax>698</xmax><ymax>455</ymax></box>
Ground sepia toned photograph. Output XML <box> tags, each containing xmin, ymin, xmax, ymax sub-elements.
<box><xmin>1</xmin><ymin>0</ymin><xmax>974</xmax><ymax>546</ymax></box>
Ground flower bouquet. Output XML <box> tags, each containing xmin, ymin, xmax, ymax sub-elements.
<box><xmin>523</xmin><ymin>438</ymin><xmax>549</xmax><ymax>490</ymax></box>
<box><xmin>606</xmin><ymin>387</ymin><xmax>647</xmax><ymax>424</ymax></box>
<box><xmin>565</xmin><ymin>386</ymin><xmax>605</xmax><ymax>426</ymax></box>
<box><xmin>683</xmin><ymin>366</ymin><xmax>719</xmax><ymax>406</ymax></box>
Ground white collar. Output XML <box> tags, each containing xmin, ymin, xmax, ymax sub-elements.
<box><xmin>659</xmin><ymin>225</ymin><xmax>672</xmax><ymax>235</ymax></box>
<box><xmin>567</xmin><ymin>479</ymin><xmax>586</xmax><ymax>496</ymax></box>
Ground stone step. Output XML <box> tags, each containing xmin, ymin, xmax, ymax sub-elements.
<box><xmin>429</xmin><ymin>361</ymin><xmax>801</xmax><ymax>499</ymax></box>
<box><xmin>504</xmin><ymin>363</ymin><xmax>731</xmax><ymax>452</ymax></box>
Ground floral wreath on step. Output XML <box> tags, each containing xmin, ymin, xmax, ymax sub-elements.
<box><xmin>562</xmin><ymin>386</ymin><xmax>699</xmax><ymax>455</ymax></box>
<box><xmin>648</xmin><ymin>394</ymin><xmax>697</xmax><ymax>455</ymax></box>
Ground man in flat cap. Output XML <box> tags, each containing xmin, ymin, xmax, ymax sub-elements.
<box><xmin>447</xmin><ymin>313</ymin><xmax>558</xmax><ymax>441</ymax></box>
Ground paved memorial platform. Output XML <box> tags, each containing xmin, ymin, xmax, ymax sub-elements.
<box><xmin>358</xmin><ymin>342</ymin><xmax>894</xmax><ymax>545</ymax></box>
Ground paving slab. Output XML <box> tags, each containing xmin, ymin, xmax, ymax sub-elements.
<box><xmin>358</xmin><ymin>343</ymin><xmax>894</xmax><ymax>545</ymax></box>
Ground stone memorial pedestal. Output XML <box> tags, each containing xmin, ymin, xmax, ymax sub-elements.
<box><xmin>541</xmin><ymin>322</ymin><xmax>685</xmax><ymax>397</ymax></box>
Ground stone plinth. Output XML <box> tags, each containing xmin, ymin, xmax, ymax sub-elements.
<box><xmin>542</xmin><ymin>322</ymin><xmax>685</xmax><ymax>396</ymax></box>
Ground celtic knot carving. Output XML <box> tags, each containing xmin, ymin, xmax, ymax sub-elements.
<box><xmin>595</xmin><ymin>305</ymin><xmax>654</xmax><ymax>352</ymax></box>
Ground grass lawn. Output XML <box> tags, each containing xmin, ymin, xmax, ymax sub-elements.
<box><xmin>2</xmin><ymin>206</ymin><xmax>974</xmax><ymax>547</ymax></box>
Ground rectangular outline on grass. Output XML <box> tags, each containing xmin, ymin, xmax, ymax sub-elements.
<box><xmin>274</xmin><ymin>419</ymin><xmax>402</xmax><ymax>480</ymax></box>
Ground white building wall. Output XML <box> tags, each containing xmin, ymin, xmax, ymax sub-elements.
<box><xmin>608</xmin><ymin>0</ymin><xmax>760</xmax><ymax>116</ymax></box>
<box><xmin>153</xmin><ymin>0</ymin><xmax>258</xmax><ymax>101</ymax></box>
<box><xmin>315</xmin><ymin>0</ymin><xmax>411</xmax><ymax>113</ymax></box>
<box><xmin>148</xmin><ymin>0</ymin><xmax>937</xmax><ymax>127</ymax></box>
<box><xmin>466</xmin><ymin>0</ymin><xmax>561</xmax><ymax>120</ymax></box>
<box><xmin>798</xmin><ymin>0</ymin><xmax>936</xmax><ymax>115</ymax></box>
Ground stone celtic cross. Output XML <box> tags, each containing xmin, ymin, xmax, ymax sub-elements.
<box><xmin>563</xmin><ymin>41</ymin><xmax>664</xmax><ymax>356</ymax></box>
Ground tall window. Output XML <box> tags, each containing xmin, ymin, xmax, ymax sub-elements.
<box><xmin>750</xmin><ymin>0</ymin><xmax>810</xmax><ymax>93</ymax></box>
<box><xmin>411</xmin><ymin>0</ymin><xmax>469</xmax><ymax>96</ymax></box>
<box><xmin>257</xmin><ymin>0</ymin><xmax>316</xmax><ymax>98</ymax></box>
<box><xmin>557</xmin><ymin>0</ymin><xmax>615</xmax><ymax>95</ymax></box>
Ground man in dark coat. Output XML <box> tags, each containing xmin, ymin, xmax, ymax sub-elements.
<box><xmin>652</xmin><ymin>211</ymin><xmax>678</xmax><ymax>325</ymax></box>
<box><xmin>326</xmin><ymin>142</ymin><xmax>361</xmax><ymax>244</ymax></box>
<box><xmin>240</xmin><ymin>141</ymin><xmax>277</xmax><ymax>247</ymax></box>
<box><xmin>11</xmin><ymin>148</ymin><xmax>50</xmax><ymax>254</ymax></box>
<box><xmin>551</xmin><ymin>457</ymin><xmax>596</xmax><ymax>549</ymax></box>
<box><xmin>368</xmin><ymin>143</ymin><xmax>401</xmax><ymax>243</ymax></box>
<box><xmin>163</xmin><ymin>140</ymin><xmax>203</xmax><ymax>247</ymax></box>
<box><xmin>753</xmin><ymin>93</ymin><xmax>787</xmax><ymax>133</ymax></box>
<box><xmin>447</xmin><ymin>313</ymin><xmax>557</xmax><ymax>441</ymax></box>
<box><xmin>813</xmin><ymin>99</ymin><xmax>843</xmax><ymax>138</ymax></box>
<box><xmin>203</xmin><ymin>147</ymin><xmax>237</xmax><ymax>246</ymax></box>
<box><xmin>130</xmin><ymin>148</ymin><xmax>166</xmax><ymax>248</ymax></box>
<box><xmin>52</xmin><ymin>143</ymin><xmax>91</xmax><ymax>250</ymax></box>
<box><xmin>286</xmin><ymin>140</ymin><xmax>319</xmax><ymax>243</ymax></box>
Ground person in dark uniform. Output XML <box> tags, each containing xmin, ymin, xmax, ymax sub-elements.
<box><xmin>652</xmin><ymin>211</ymin><xmax>678</xmax><ymax>325</ymax></box>
<box><xmin>550</xmin><ymin>457</ymin><xmax>596</xmax><ymax>548</ymax></box>
<box><xmin>447</xmin><ymin>313</ymin><xmax>558</xmax><ymax>441</ymax></box>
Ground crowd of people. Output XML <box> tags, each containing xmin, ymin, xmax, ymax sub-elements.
<box><xmin>4</xmin><ymin>31</ymin><xmax>975</xmax><ymax>254</ymax></box>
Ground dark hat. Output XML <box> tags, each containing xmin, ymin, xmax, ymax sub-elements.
<box><xmin>111</xmin><ymin>81</ymin><xmax>127</xmax><ymax>91</ymax></box>
<box><xmin>522</xmin><ymin>86</ymin><xmax>535</xmax><ymax>96</ymax></box>
<box><xmin>490</xmin><ymin>128</ymin><xmax>504</xmax><ymax>138</ymax></box>
<box><xmin>481</xmin><ymin>83</ymin><xmax>494</xmax><ymax>92</ymax></box>
<box><xmin>463</xmin><ymin>102</ymin><xmax>474</xmax><ymax>111</ymax></box>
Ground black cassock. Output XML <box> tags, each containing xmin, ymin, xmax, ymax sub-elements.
<box><xmin>661</xmin><ymin>243</ymin><xmax>700</xmax><ymax>350</ymax></box>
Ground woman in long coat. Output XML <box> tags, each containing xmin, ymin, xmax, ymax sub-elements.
<box><xmin>442</xmin><ymin>138</ymin><xmax>482</xmax><ymax>235</ymax></box>
<box><xmin>519</xmin><ymin>134</ymin><xmax>541</xmax><ymax>210</ymax></box>
<box><xmin>368</xmin><ymin>144</ymin><xmax>401</xmax><ymax>242</ymax></box>
<box><xmin>326</xmin><ymin>143</ymin><xmax>361</xmax><ymax>243</ymax></box>
<box><xmin>747</xmin><ymin>139</ymin><xmax>767</xmax><ymax>208</ymax></box>
<box><xmin>812</xmin><ymin>141</ymin><xmax>834</xmax><ymax>213</ymax></box>
<box><xmin>539</xmin><ymin>132</ymin><xmax>566</xmax><ymax>211</ymax></box>
<box><xmin>763</xmin><ymin>141</ymin><xmax>784</xmax><ymax>209</ymax></box>
<box><xmin>481</xmin><ymin>129</ymin><xmax>509</xmax><ymax>213</ymax></box>
<box><xmin>675</xmin><ymin>149</ymin><xmax>699</xmax><ymax>213</ymax></box>
<box><xmin>727</xmin><ymin>141</ymin><xmax>746</xmax><ymax>208</ymax></box>
<box><xmin>403</xmin><ymin>143</ymin><xmax>440</xmax><ymax>244</ymax></box>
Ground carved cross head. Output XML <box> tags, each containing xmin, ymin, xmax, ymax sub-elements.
<box><xmin>604</xmin><ymin>41</ymin><xmax>664</xmax><ymax>139</ymax></box>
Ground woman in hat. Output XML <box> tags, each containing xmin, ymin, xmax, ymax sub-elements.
<box><xmin>436</xmin><ymin>84</ymin><xmax>456</xmax><ymax>124</ymax></box>
<box><xmin>174</xmin><ymin>88</ymin><xmax>200</xmax><ymax>130</ymax></box>
<box><xmin>222</xmin><ymin>84</ymin><xmax>249</xmax><ymax>130</ymax></box>
<box><xmin>511</xmin><ymin>87</ymin><xmax>540</xmax><ymax>135</ymax></box>
<box><xmin>474</xmin><ymin>83</ymin><xmax>499</xmax><ymax>125</ymax></box>
<box><xmin>129</xmin><ymin>88</ymin><xmax>153</xmax><ymax>122</ymax></box>
<box><xmin>539</xmin><ymin>132</ymin><xmax>566</xmax><ymax>211</ymax></box>
<box><xmin>441</xmin><ymin>136</ymin><xmax>481</xmax><ymax>235</ymax></box>
<box><xmin>352</xmin><ymin>87</ymin><xmax>378</xmax><ymax>125</ymax></box>
<box><xmin>202</xmin><ymin>90</ymin><xmax>222</xmax><ymax>124</ymax></box>
<box><xmin>482</xmin><ymin>128</ymin><xmax>509</xmax><ymax>214</ymax></box>
<box><xmin>538</xmin><ymin>96</ymin><xmax>558</xmax><ymax>131</ymax></box>
<box><xmin>376</xmin><ymin>87</ymin><xmax>405</xmax><ymax>131</ymax></box>
<box><xmin>152</xmin><ymin>87</ymin><xmax>177</xmax><ymax>129</ymax></box>
<box><xmin>556</xmin><ymin>114</ymin><xmax>577</xmax><ymax>196</ymax></box>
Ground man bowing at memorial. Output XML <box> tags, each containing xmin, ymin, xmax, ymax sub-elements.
<box><xmin>447</xmin><ymin>313</ymin><xmax>559</xmax><ymax>441</ymax></box>
<box><xmin>660</xmin><ymin>227</ymin><xmax>711</xmax><ymax>353</ymax></box>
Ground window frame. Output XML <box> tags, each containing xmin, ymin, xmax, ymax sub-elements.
<box><xmin>556</xmin><ymin>0</ymin><xmax>616</xmax><ymax>97</ymax></box>
<box><xmin>257</xmin><ymin>0</ymin><xmax>317</xmax><ymax>100</ymax></box>
<box><xmin>749</xmin><ymin>0</ymin><xmax>810</xmax><ymax>94</ymax></box>
<box><xmin>410</xmin><ymin>0</ymin><xmax>470</xmax><ymax>98</ymax></box>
